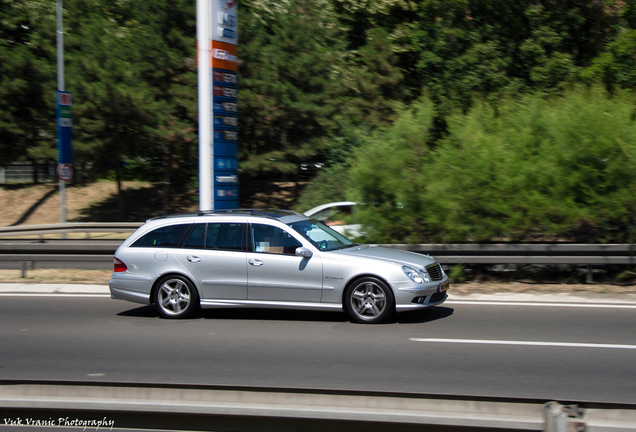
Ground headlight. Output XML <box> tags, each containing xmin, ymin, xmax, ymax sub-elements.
<box><xmin>402</xmin><ymin>266</ymin><xmax>423</xmax><ymax>284</ymax></box>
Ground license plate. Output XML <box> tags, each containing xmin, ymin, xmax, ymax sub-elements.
<box><xmin>438</xmin><ymin>281</ymin><xmax>450</xmax><ymax>292</ymax></box>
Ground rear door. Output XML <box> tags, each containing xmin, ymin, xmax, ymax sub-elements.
<box><xmin>175</xmin><ymin>222</ymin><xmax>248</xmax><ymax>300</ymax></box>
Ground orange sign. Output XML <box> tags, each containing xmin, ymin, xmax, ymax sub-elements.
<box><xmin>211</xmin><ymin>41</ymin><xmax>238</xmax><ymax>72</ymax></box>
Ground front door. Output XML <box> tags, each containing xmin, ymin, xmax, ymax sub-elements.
<box><xmin>247</xmin><ymin>223</ymin><xmax>323</xmax><ymax>302</ymax></box>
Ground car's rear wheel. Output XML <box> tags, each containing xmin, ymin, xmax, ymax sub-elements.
<box><xmin>154</xmin><ymin>276</ymin><xmax>199</xmax><ymax>319</ymax></box>
<box><xmin>345</xmin><ymin>277</ymin><xmax>394</xmax><ymax>324</ymax></box>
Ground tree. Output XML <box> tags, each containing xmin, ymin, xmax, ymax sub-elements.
<box><xmin>239</xmin><ymin>0</ymin><xmax>343</xmax><ymax>178</ymax></box>
<box><xmin>64</xmin><ymin>0</ymin><xmax>157</xmax><ymax>218</ymax></box>
<box><xmin>0</xmin><ymin>0</ymin><xmax>56</xmax><ymax>167</ymax></box>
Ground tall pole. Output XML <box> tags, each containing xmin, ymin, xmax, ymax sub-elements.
<box><xmin>197</xmin><ymin>0</ymin><xmax>212</xmax><ymax>211</ymax></box>
<box><xmin>56</xmin><ymin>0</ymin><xmax>66</xmax><ymax>225</ymax></box>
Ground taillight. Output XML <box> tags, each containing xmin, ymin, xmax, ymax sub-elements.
<box><xmin>113</xmin><ymin>257</ymin><xmax>128</xmax><ymax>272</ymax></box>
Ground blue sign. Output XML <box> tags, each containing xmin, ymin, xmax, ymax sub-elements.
<box><xmin>56</xmin><ymin>91</ymin><xmax>73</xmax><ymax>164</ymax></box>
<box><xmin>214</xmin><ymin>157</ymin><xmax>238</xmax><ymax>171</ymax></box>
<box><xmin>213</xmin><ymin>141</ymin><xmax>237</xmax><ymax>158</ymax></box>
<box><xmin>212</xmin><ymin>69</ymin><xmax>239</xmax><ymax>209</ymax></box>
<box><xmin>213</xmin><ymin>115</ymin><xmax>239</xmax><ymax>128</ymax></box>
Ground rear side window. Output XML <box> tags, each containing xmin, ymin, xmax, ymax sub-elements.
<box><xmin>130</xmin><ymin>224</ymin><xmax>191</xmax><ymax>248</ymax></box>
<box><xmin>182</xmin><ymin>223</ymin><xmax>206</xmax><ymax>249</ymax></box>
<box><xmin>206</xmin><ymin>223</ymin><xmax>245</xmax><ymax>251</ymax></box>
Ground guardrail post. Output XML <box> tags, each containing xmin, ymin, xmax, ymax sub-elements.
<box><xmin>543</xmin><ymin>401</ymin><xmax>586</xmax><ymax>432</ymax></box>
<box><xmin>21</xmin><ymin>261</ymin><xmax>27</xmax><ymax>278</ymax></box>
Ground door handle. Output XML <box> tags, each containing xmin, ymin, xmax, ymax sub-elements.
<box><xmin>187</xmin><ymin>255</ymin><xmax>201</xmax><ymax>263</ymax></box>
<box><xmin>248</xmin><ymin>258</ymin><xmax>264</xmax><ymax>267</ymax></box>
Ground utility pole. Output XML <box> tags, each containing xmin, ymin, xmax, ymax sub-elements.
<box><xmin>57</xmin><ymin>0</ymin><xmax>66</xmax><ymax>224</ymax></box>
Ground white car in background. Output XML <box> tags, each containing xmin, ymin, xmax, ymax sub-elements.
<box><xmin>303</xmin><ymin>202</ymin><xmax>363</xmax><ymax>238</ymax></box>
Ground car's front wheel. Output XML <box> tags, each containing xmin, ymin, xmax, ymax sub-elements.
<box><xmin>154</xmin><ymin>276</ymin><xmax>199</xmax><ymax>319</ymax></box>
<box><xmin>345</xmin><ymin>277</ymin><xmax>394</xmax><ymax>324</ymax></box>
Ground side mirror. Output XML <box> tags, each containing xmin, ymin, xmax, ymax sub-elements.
<box><xmin>295</xmin><ymin>247</ymin><xmax>313</xmax><ymax>258</ymax></box>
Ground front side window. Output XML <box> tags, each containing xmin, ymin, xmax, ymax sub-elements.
<box><xmin>206</xmin><ymin>223</ymin><xmax>245</xmax><ymax>251</ymax></box>
<box><xmin>131</xmin><ymin>224</ymin><xmax>191</xmax><ymax>248</ymax></box>
<box><xmin>288</xmin><ymin>220</ymin><xmax>355</xmax><ymax>251</ymax></box>
<box><xmin>251</xmin><ymin>224</ymin><xmax>302</xmax><ymax>255</ymax></box>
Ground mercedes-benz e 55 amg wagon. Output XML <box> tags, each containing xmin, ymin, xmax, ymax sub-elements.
<box><xmin>109</xmin><ymin>210</ymin><xmax>449</xmax><ymax>323</ymax></box>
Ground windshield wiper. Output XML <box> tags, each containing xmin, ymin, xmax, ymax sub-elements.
<box><xmin>339</xmin><ymin>243</ymin><xmax>360</xmax><ymax>249</ymax></box>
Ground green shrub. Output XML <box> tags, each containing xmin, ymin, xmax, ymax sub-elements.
<box><xmin>293</xmin><ymin>164</ymin><xmax>353</xmax><ymax>212</ymax></box>
<box><xmin>447</xmin><ymin>265</ymin><xmax>466</xmax><ymax>283</ymax></box>
<box><xmin>350</xmin><ymin>86</ymin><xmax>636</xmax><ymax>243</ymax></box>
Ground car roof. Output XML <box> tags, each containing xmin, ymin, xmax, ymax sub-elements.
<box><xmin>303</xmin><ymin>201</ymin><xmax>357</xmax><ymax>217</ymax></box>
<box><xmin>146</xmin><ymin>209</ymin><xmax>306</xmax><ymax>224</ymax></box>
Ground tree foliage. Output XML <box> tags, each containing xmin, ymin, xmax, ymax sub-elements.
<box><xmin>3</xmin><ymin>0</ymin><xmax>636</xmax><ymax>232</ymax></box>
<box><xmin>350</xmin><ymin>87</ymin><xmax>636</xmax><ymax>243</ymax></box>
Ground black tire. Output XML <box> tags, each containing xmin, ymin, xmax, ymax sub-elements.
<box><xmin>153</xmin><ymin>275</ymin><xmax>199</xmax><ymax>319</ymax></box>
<box><xmin>345</xmin><ymin>277</ymin><xmax>395</xmax><ymax>324</ymax></box>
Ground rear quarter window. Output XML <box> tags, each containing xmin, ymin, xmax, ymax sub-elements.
<box><xmin>130</xmin><ymin>224</ymin><xmax>191</xmax><ymax>248</ymax></box>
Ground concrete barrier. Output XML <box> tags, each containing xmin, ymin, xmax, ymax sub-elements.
<box><xmin>1</xmin><ymin>381</ymin><xmax>635</xmax><ymax>431</ymax></box>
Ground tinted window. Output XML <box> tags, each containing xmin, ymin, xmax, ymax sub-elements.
<box><xmin>182</xmin><ymin>223</ymin><xmax>206</xmax><ymax>249</ymax></box>
<box><xmin>131</xmin><ymin>224</ymin><xmax>190</xmax><ymax>248</ymax></box>
<box><xmin>252</xmin><ymin>224</ymin><xmax>302</xmax><ymax>255</ymax></box>
<box><xmin>206</xmin><ymin>223</ymin><xmax>245</xmax><ymax>251</ymax></box>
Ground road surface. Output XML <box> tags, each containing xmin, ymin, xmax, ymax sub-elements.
<box><xmin>1</xmin><ymin>293</ymin><xmax>635</xmax><ymax>404</ymax></box>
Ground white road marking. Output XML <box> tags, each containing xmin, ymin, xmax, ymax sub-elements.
<box><xmin>410</xmin><ymin>338</ymin><xmax>636</xmax><ymax>350</ymax></box>
<box><xmin>446</xmin><ymin>300</ymin><xmax>636</xmax><ymax>309</ymax></box>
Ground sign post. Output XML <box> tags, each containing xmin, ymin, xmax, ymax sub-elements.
<box><xmin>198</xmin><ymin>0</ymin><xmax>239</xmax><ymax>211</ymax></box>
<box><xmin>56</xmin><ymin>0</ymin><xmax>72</xmax><ymax>226</ymax></box>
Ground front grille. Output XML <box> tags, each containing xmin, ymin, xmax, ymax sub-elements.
<box><xmin>426</xmin><ymin>263</ymin><xmax>444</xmax><ymax>281</ymax></box>
<box><xmin>428</xmin><ymin>291</ymin><xmax>446</xmax><ymax>303</ymax></box>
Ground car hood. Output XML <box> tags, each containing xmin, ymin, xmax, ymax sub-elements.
<box><xmin>332</xmin><ymin>245</ymin><xmax>436</xmax><ymax>269</ymax></box>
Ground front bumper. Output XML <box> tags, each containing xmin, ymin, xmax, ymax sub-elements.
<box><xmin>393</xmin><ymin>278</ymin><xmax>450</xmax><ymax>312</ymax></box>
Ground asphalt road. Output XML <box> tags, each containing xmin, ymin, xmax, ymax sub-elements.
<box><xmin>1</xmin><ymin>294</ymin><xmax>635</xmax><ymax>404</ymax></box>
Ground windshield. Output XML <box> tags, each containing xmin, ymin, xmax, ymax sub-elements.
<box><xmin>288</xmin><ymin>220</ymin><xmax>356</xmax><ymax>251</ymax></box>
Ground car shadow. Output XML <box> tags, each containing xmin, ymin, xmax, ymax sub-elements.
<box><xmin>115</xmin><ymin>305</ymin><xmax>348</xmax><ymax>322</ymax></box>
<box><xmin>116</xmin><ymin>305</ymin><xmax>453</xmax><ymax>324</ymax></box>
<box><xmin>117</xmin><ymin>305</ymin><xmax>160</xmax><ymax>318</ymax></box>
<box><xmin>391</xmin><ymin>306</ymin><xmax>455</xmax><ymax>324</ymax></box>
<box><xmin>198</xmin><ymin>308</ymin><xmax>350</xmax><ymax>323</ymax></box>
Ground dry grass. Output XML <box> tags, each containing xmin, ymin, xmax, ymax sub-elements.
<box><xmin>0</xmin><ymin>268</ymin><xmax>111</xmax><ymax>284</ymax></box>
<box><xmin>0</xmin><ymin>180</ymin><xmax>301</xmax><ymax>227</ymax></box>
<box><xmin>0</xmin><ymin>181</ymin><xmax>175</xmax><ymax>226</ymax></box>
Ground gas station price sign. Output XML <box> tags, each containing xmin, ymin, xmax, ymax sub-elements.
<box><xmin>199</xmin><ymin>0</ymin><xmax>239</xmax><ymax>210</ymax></box>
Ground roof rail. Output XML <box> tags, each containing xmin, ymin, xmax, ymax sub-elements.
<box><xmin>148</xmin><ymin>209</ymin><xmax>303</xmax><ymax>222</ymax></box>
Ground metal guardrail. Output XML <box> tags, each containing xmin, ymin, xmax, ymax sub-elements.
<box><xmin>0</xmin><ymin>381</ymin><xmax>635</xmax><ymax>431</ymax></box>
<box><xmin>0</xmin><ymin>222</ymin><xmax>142</xmax><ymax>237</ymax></box>
<box><xmin>1</xmin><ymin>224</ymin><xmax>636</xmax><ymax>269</ymax></box>
<box><xmin>383</xmin><ymin>243</ymin><xmax>636</xmax><ymax>264</ymax></box>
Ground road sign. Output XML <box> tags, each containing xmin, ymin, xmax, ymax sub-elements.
<box><xmin>56</xmin><ymin>91</ymin><xmax>73</xmax><ymax>164</ymax></box>
<box><xmin>56</xmin><ymin>164</ymin><xmax>73</xmax><ymax>182</ymax></box>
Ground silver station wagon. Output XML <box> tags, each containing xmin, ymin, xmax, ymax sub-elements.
<box><xmin>109</xmin><ymin>210</ymin><xmax>449</xmax><ymax>323</ymax></box>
